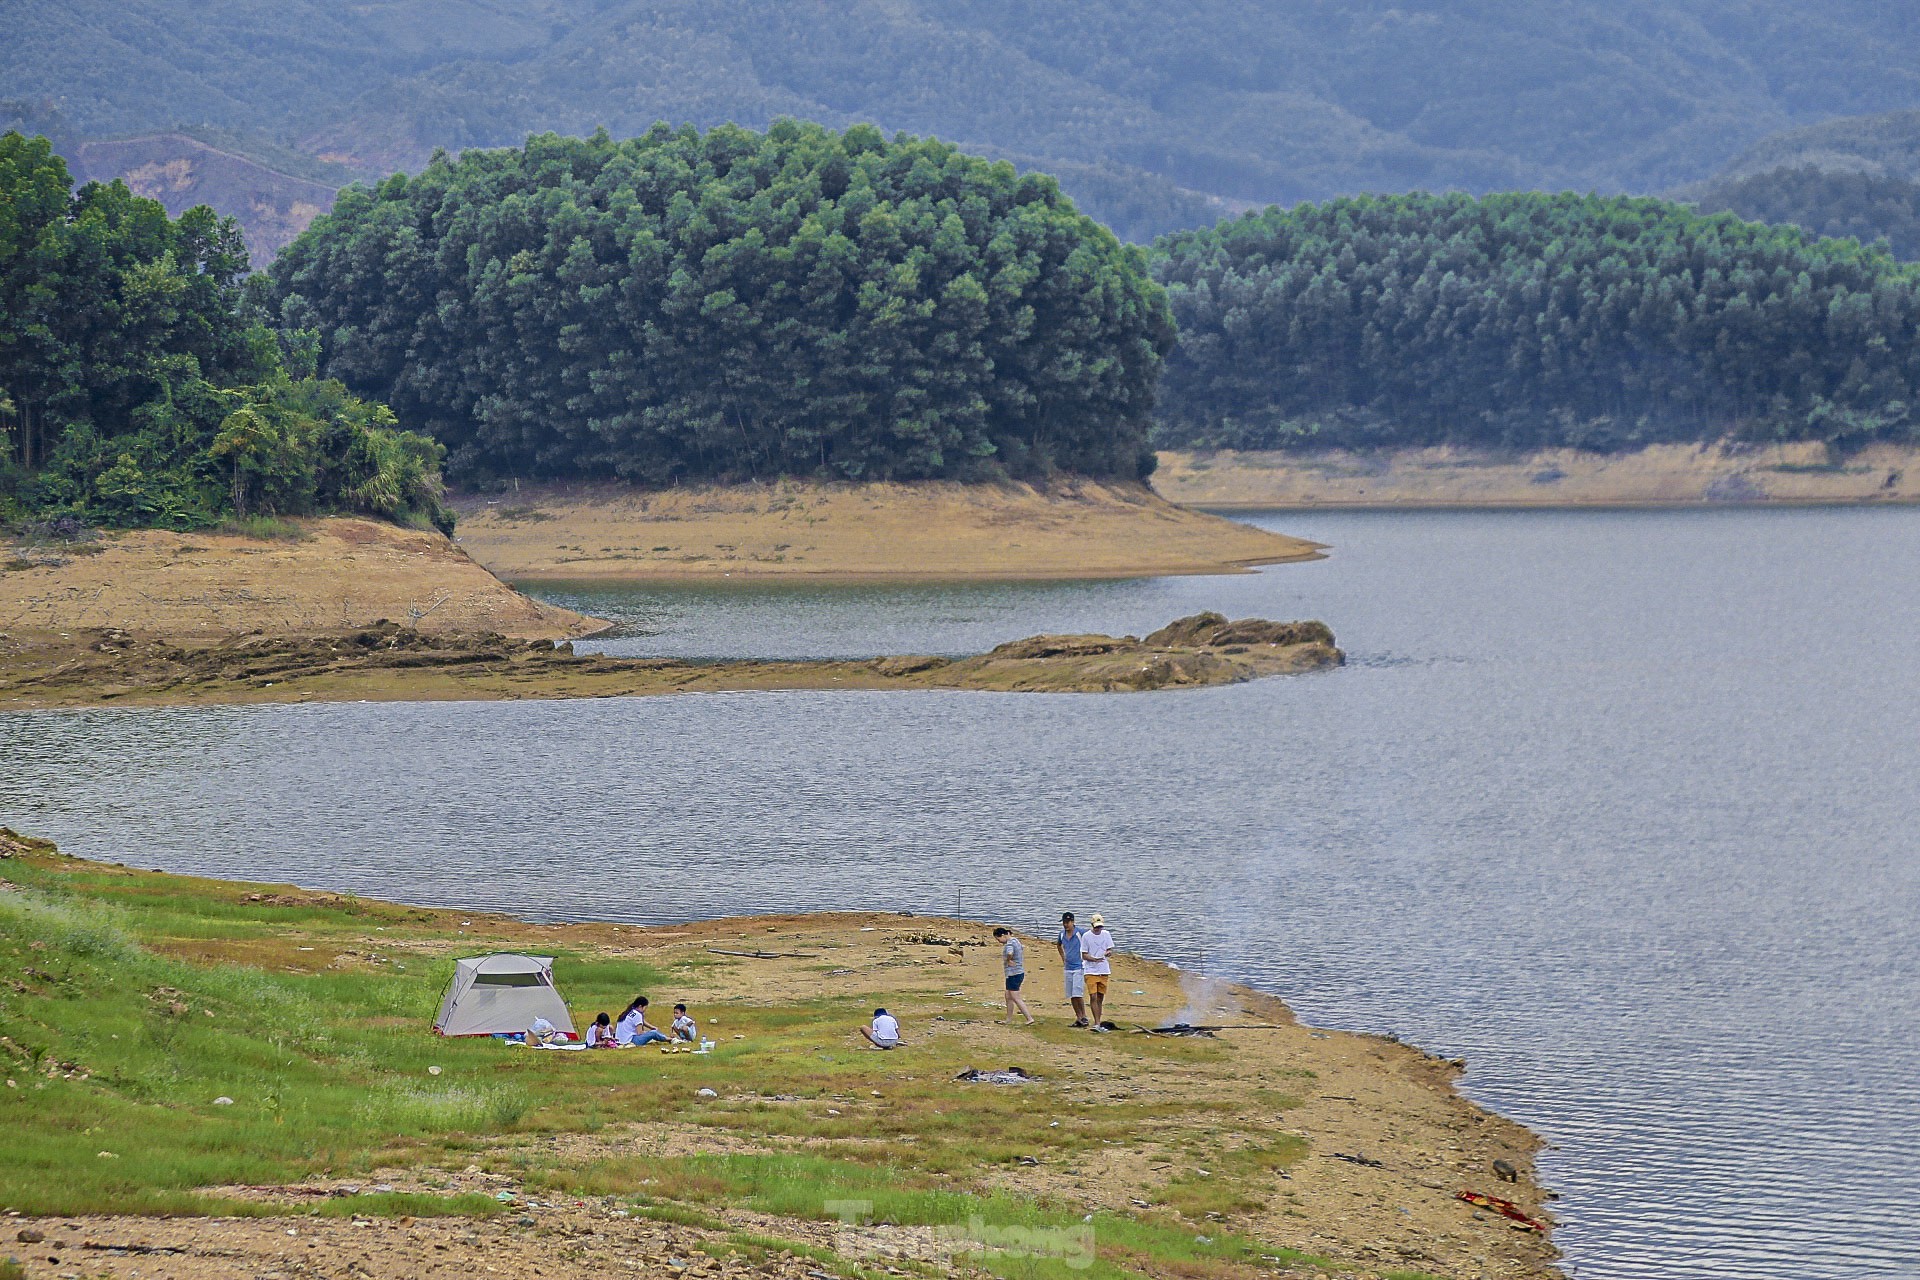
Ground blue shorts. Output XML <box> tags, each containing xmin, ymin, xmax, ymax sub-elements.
<box><xmin>1005</xmin><ymin>972</ymin><xmax>1025</xmax><ymax>992</ymax></box>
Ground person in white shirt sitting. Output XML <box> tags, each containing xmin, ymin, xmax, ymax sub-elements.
<box><xmin>585</xmin><ymin>1012</ymin><xmax>617</xmax><ymax>1047</ymax></box>
<box><xmin>859</xmin><ymin>1007</ymin><xmax>902</xmax><ymax>1049</ymax></box>
<box><xmin>671</xmin><ymin>1003</ymin><xmax>697</xmax><ymax>1042</ymax></box>
<box><xmin>615</xmin><ymin>996</ymin><xmax>670</xmax><ymax>1047</ymax></box>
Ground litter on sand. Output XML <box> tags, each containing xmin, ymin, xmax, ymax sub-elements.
<box><xmin>1455</xmin><ymin>1190</ymin><xmax>1547</xmax><ymax>1232</ymax></box>
<box><xmin>956</xmin><ymin>1066</ymin><xmax>1033</xmax><ymax>1084</ymax></box>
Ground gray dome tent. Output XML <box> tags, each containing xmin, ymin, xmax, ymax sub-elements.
<box><xmin>433</xmin><ymin>954</ymin><xmax>576</xmax><ymax>1038</ymax></box>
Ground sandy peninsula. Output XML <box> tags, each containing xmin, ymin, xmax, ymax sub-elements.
<box><xmin>450</xmin><ymin>478</ymin><xmax>1322</xmax><ymax>581</ymax></box>
<box><xmin>1154</xmin><ymin>441</ymin><xmax>1920</xmax><ymax>508</ymax></box>
<box><xmin>0</xmin><ymin>832</ymin><xmax>1559</xmax><ymax>1279</ymax></box>
<box><xmin>0</xmin><ymin>518</ymin><xmax>595</xmax><ymax>641</ymax></box>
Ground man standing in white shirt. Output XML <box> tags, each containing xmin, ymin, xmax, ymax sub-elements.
<box><xmin>1080</xmin><ymin>914</ymin><xmax>1115</xmax><ymax>1028</ymax></box>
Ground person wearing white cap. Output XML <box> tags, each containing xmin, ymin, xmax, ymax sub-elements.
<box><xmin>1080</xmin><ymin>913</ymin><xmax>1115</xmax><ymax>1028</ymax></box>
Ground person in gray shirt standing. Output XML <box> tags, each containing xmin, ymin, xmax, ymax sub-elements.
<box><xmin>994</xmin><ymin>927</ymin><xmax>1034</xmax><ymax>1024</ymax></box>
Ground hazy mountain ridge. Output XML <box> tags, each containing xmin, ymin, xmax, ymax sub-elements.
<box><xmin>9</xmin><ymin>0</ymin><xmax>1920</xmax><ymax>245</ymax></box>
<box><xmin>1681</xmin><ymin>110</ymin><xmax>1920</xmax><ymax>259</ymax></box>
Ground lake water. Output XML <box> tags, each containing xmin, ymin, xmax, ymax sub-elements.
<box><xmin>4</xmin><ymin>507</ymin><xmax>1917</xmax><ymax>1279</ymax></box>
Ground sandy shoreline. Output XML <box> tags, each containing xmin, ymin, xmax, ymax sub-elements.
<box><xmin>1153</xmin><ymin>441</ymin><xmax>1920</xmax><ymax>508</ymax></box>
<box><xmin>451</xmin><ymin>478</ymin><xmax>1322</xmax><ymax>582</ymax></box>
<box><xmin>2</xmin><ymin>839</ymin><xmax>1560</xmax><ymax>1279</ymax></box>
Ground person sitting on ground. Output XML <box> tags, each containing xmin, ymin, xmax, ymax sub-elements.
<box><xmin>1057</xmin><ymin>911</ymin><xmax>1089</xmax><ymax>1027</ymax></box>
<box><xmin>615</xmin><ymin>996</ymin><xmax>670</xmax><ymax>1047</ymax></box>
<box><xmin>994</xmin><ymin>927</ymin><xmax>1035</xmax><ymax>1025</ymax></box>
<box><xmin>671</xmin><ymin>1003</ymin><xmax>697</xmax><ymax>1042</ymax></box>
<box><xmin>585</xmin><ymin>1012</ymin><xmax>617</xmax><ymax>1048</ymax></box>
<box><xmin>859</xmin><ymin>1007</ymin><xmax>902</xmax><ymax>1049</ymax></box>
<box><xmin>1081</xmin><ymin>914</ymin><xmax>1115</xmax><ymax>1029</ymax></box>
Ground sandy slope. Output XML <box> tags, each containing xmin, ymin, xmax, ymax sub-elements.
<box><xmin>450</xmin><ymin>479</ymin><xmax>1321</xmax><ymax>581</ymax></box>
<box><xmin>1155</xmin><ymin>441</ymin><xmax>1920</xmax><ymax>507</ymax></box>
<box><xmin>0</xmin><ymin>519</ymin><xmax>598</xmax><ymax>641</ymax></box>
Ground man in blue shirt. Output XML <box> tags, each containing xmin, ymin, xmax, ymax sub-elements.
<box><xmin>1055</xmin><ymin>911</ymin><xmax>1089</xmax><ymax>1027</ymax></box>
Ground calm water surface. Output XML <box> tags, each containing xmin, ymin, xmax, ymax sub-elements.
<box><xmin>5</xmin><ymin>508</ymin><xmax>1918</xmax><ymax>1279</ymax></box>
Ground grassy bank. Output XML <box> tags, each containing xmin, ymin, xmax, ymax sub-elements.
<box><xmin>0</xmin><ymin>833</ymin><xmax>1556</xmax><ymax>1280</ymax></box>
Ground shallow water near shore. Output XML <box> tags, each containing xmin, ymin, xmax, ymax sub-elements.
<box><xmin>5</xmin><ymin>507</ymin><xmax>1919</xmax><ymax>1278</ymax></box>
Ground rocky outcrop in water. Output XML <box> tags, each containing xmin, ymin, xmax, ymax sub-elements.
<box><xmin>0</xmin><ymin>614</ymin><xmax>1340</xmax><ymax>706</ymax></box>
<box><xmin>952</xmin><ymin>613</ymin><xmax>1342</xmax><ymax>691</ymax></box>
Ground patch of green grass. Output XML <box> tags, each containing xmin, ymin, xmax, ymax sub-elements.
<box><xmin>0</xmin><ymin>864</ymin><xmax>676</xmax><ymax>1214</ymax></box>
<box><xmin>626</xmin><ymin>1151</ymin><xmax>1298</xmax><ymax>1280</ymax></box>
<box><xmin>1156</xmin><ymin>1136</ymin><xmax>1308</xmax><ymax>1219</ymax></box>
<box><xmin>313</xmin><ymin>1191</ymin><xmax>506</xmax><ymax>1217</ymax></box>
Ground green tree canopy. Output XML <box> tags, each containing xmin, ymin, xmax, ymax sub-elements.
<box><xmin>1690</xmin><ymin>166</ymin><xmax>1920</xmax><ymax>263</ymax></box>
<box><xmin>1151</xmin><ymin>192</ymin><xmax>1920</xmax><ymax>454</ymax></box>
<box><xmin>270</xmin><ymin>122</ymin><xmax>1175</xmax><ymax>484</ymax></box>
<box><xmin>0</xmin><ymin>131</ymin><xmax>451</xmax><ymax>532</ymax></box>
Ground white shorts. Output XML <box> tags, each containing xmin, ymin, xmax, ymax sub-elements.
<box><xmin>1064</xmin><ymin>970</ymin><xmax>1086</xmax><ymax>999</ymax></box>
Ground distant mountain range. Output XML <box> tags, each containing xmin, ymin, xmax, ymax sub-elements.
<box><xmin>7</xmin><ymin>1</ymin><xmax>1920</xmax><ymax>255</ymax></box>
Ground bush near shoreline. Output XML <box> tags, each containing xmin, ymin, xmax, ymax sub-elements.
<box><xmin>0</xmin><ymin>132</ymin><xmax>453</xmax><ymax>535</ymax></box>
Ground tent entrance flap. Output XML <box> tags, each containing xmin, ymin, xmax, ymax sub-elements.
<box><xmin>434</xmin><ymin>954</ymin><xmax>575</xmax><ymax>1037</ymax></box>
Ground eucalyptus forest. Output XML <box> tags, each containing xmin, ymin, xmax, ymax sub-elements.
<box><xmin>1150</xmin><ymin>193</ymin><xmax>1920</xmax><ymax>454</ymax></box>
<box><xmin>7</xmin><ymin>121</ymin><xmax>1920</xmax><ymax>533</ymax></box>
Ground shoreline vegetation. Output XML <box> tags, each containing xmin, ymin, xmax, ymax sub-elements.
<box><xmin>0</xmin><ymin>831</ymin><xmax>1560</xmax><ymax>1279</ymax></box>
<box><xmin>0</xmin><ymin>613</ymin><xmax>1340</xmax><ymax>711</ymax></box>
<box><xmin>1154</xmin><ymin>442</ymin><xmax>1920</xmax><ymax>508</ymax></box>
<box><xmin>452</xmin><ymin>480</ymin><xmax>1322</xmax><ymax>583</ymax></box>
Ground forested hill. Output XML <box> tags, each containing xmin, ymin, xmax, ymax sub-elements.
<box><xmin>0</xmin><ymin>133</ymin><xmax>452</xmax><ymax>533</ymax></box>
<box><xmin>9</xmin><ymin>1</ymin><xmax>1920</xmax><ymax>243</ymax></box>
<box><xmin>270</xmin><ymin>124</ymin><xmax>1173</xmax><ymax>485</ymax></box>
<box><xmin>1151</xmin><ymin>193</ymin><xmax>1920</xmax><ymax>455</ymax></box>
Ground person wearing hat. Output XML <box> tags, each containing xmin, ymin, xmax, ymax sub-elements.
<box><xmin>1080</xmin><ymin>914</ymin><xmax>1115</xmax><ymax>1028</ymax></box>
<box><xmin>1056</xmin><ymin>911</ymin><xmax>1089</xmax><ymax>1027</ymax></box>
